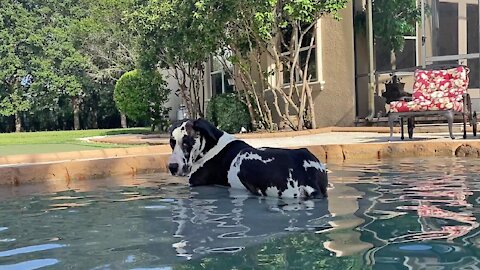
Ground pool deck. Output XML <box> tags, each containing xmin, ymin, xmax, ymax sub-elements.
<box><xmin>2</xmin><ymin>125</ymin><xmax>480</xmax><ymax>186</ymax></box>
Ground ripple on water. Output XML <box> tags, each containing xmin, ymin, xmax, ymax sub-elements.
<box><xmin>143</xmin><ymin>205</ymin><xmax>168</xmax><ymax>210</ymax></box>
<box><xmin>0</xmin><ymin>239</ymin><xmax>15</xmax><ymax>243</ymax></box>
<box><xmin>0</xmin><ymin>259</ymin><xmax>59</xmax><ymax>270</ymax></box>
<box><xmin>158</xmin><ymin>198</ymin><xmax>175</xmax><ymax>203</ymax></box>
<box><xmin>0</xmin><ymin>162</ymin><xmax>478</xmax><ymax>269</ymax></box>
<box><xmin>130</xmin><ymin>267</ymin><xmax>173</xmax><ymax>270</ymax></box>
<box><xmin>0</xmin><ymin>243</ymin><xmax>66</xmax><ymax>258</ymax></box>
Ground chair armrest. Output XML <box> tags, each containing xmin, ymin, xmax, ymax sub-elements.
<box><xmin>400</xmin><ymin>96</ymin><xmax>413</xmax><ymax>102</ymax></box>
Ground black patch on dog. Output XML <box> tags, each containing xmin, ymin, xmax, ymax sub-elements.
<box><xmin>168</xmin><ymin>119</ymin><xmax>328</xmax><ymax>199</ymax></box>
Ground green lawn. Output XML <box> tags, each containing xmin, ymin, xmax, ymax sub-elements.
<box><xmin>0</xmin><ymin>128</ymin><xmax>151</xmax><ymax>156</ymax></box>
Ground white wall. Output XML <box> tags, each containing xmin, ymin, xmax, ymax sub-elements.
<box><xmin>160</xmin><ymin>69</ymin><xmax>183</xmax><ymax>121</ymax></box>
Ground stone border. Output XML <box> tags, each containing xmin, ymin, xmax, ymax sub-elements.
<box><xmin>0</xmin><ymin>145</ymin><xmax>171</xmax><ymax>165</ymax></box>
<box><xmin>1</xmin><ymin>138</ymin><xmax>479</xmax><ymax>186</ymax></box>
<box><xmin>86</xmin><ymin>126</ymin><xmax>404</xmax><ymax>145</ymax></box>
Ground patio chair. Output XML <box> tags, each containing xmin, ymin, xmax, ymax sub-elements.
<box><xmin>388</xmin><ymin>66</ymin><xmax>477</xmax><ymax>140</ymax></box>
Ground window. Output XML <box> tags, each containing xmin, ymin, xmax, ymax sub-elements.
<box><xmin>467</xmin><ymin>3</ymin><xmax>479</xmax><ymax>88</ymax></box>
<box><xmin>210</xmin><ymin>55</ymin><xmax>234</xmax><ymax>96</ymax></box>
<box><xmin>375</xmin><ymin>36</ymin><xmax>417</xmax><ymax>72</ymax></box>
<box><xmin>281</xmin><ymin>24</ymin><xmax>318</xmax><ymax>84</ymax></box>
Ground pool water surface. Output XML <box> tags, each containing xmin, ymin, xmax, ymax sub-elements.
<box><xmin>0</xmin><ymin>157</ymin><xmax>479</xmax><ymax>269</ymax></box>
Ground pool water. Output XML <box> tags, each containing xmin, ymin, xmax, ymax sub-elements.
<box><xmin>0</xmin><ymin>157</ymin><xmax>479</xmax><ymax>269</ymax></box>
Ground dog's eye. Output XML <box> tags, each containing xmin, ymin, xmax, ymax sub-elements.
<box><xmin>169</xmin><ymin>138</ymin><xmax>176</xmax><ymax>148</ymax></box>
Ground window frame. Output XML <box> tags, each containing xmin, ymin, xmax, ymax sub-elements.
<box><xmin>210</xmin><ymin>55</ymin><xmax>235</xmax><ymax>96</ymax></box>
<box><xmin>401</xmin><ymin>35</ymin><xmax>418</xmax><ymax>69</ymax></box>
<box><xmin>280</xmin><ymin>25</ymin><xmax>318</xmax><ymax>85</ymax></box>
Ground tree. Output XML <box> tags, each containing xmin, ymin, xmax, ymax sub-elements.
<box><xmin>133</xmin><ymin>0</ymin><xmax>236</xmax><ymax>119</ymax></box>
<box><xmin>0</xmin><ymin>0</ymin><xmax>142</xmax><ymax>132</ymax></box>
<box><xmin>206</xmin><ymin>93</ymin><xmax>250</xmax><ymax>133</ymax></box>
<box><xmin>73</xmin><ymin>0</ymin><xmax>140</xmax><ymax>128</ymax></box>
<box><xmin>135</xmin><ymin>0</ymin><xmax>348</xmax><ymax>131</ymax></box>
<box><xmin>0</xmin><ymin>1</ymin><xmax>41</xmax><ymax>132</ymax></box>
<box><xmin>0</xmin><ymin>0</ymin><xmax>98</xmax><ymax>131</ymax></box>
<box><xmin>372</xmin><ymin>0</ymin><xmax>421</xmax><ymax>70</ymax></box>
<box><xmin>220</xmin><ymin>0</ymin><xmax>349</xmax><ymax>130</ymax></box>
<box><xmin>114</xmin><ymin>69</ymin><xmax>171</xmax><ymax>131</ymax></box>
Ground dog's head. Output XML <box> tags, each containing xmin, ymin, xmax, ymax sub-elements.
<box><xmin>167</xmin><ymin>118</ymin><xmax>223</xmax><ymax>176</ymax></box>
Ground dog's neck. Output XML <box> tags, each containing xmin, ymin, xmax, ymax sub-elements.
<box><xmin>188</xmin><ymin>132</ymin><xmax>237</xmax><ymax>177</ymax></box>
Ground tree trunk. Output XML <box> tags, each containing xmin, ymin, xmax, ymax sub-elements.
<box><xmin>390</xmin><ymin>50</ymin><xmax>397</xmax><ymax>70</ymax></box>
<box><xmin>91</xmin><ymin>109</ymin><xmax>98</xmax><ymax>129</ymax></box>
<box><xmin>73</xmin><ymin>98</ymin><xmax>81</xmax><ymax>130</ymax></box>
<box><xmin>15</xmin><ymin>112</ymin><xmax>22</xmax><ymax>132</ymax></box>
<box><xmin>306</xmin><ymin>84</ymin><xmax>317</xmax><ymax>129</ymax></box>
<box><xmin>120</xmin><ymin>113</ymin><xmax>127</xmax><ymax>128</ymax></box>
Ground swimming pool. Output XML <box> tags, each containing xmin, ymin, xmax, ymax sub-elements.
<box><xmin>0</xmin><ymin>157</ymin><xmax>479</xmax><ymax>269</ymax></box>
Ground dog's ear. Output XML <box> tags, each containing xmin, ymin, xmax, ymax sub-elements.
<box><xmin>168</xmin><ymin>119</ymin><xmax>189</xmax><ymax>135</ymax></box>
<box><xmin>193</xmin><ymin>118</ymin><xmax>221</xmax><ymax>141</ymax></box>
<box><xmin>184</xmin><ymin>119</ymin><xmax>196</xmax><ymax>136</ymax></box>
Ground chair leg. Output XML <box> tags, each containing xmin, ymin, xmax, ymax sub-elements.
<box><xmin>400</xmin><ymin>117</ymin><xmax>404</xmax><ymax>140</ymax></box>
<box><xmin>388</xmin><ymin>114</ymin><xmax>395</xmax><ymax>141</ymax></box>
<box><xmin>407</xmin><ymin>117</ymin><xmax>414</xmax><ymax>139</ymax></box>
<box><xmin>463</xmin><ymin>113</ymin><xmax>467</xmax><ymax>139</ymax></box>
<box><xmin>446</xmin><ymin>111</ymin><xmax>455</xmax><ymax>139</ymax></box>
<box><xmin>473</xmin><ymin>111</ymin><xmax>478</xmax><ymax>137</ymax></box>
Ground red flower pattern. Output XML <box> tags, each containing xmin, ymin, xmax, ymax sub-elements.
<box><xmin>389</xmin><ymin>66</ymin><xmax>469</xmax><ymax>113</ymax></box>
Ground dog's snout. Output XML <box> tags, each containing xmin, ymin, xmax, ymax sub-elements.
<box><xmin>168</xmin><ymin>163</ymin><xmax>179</xmax><ymax>175</ymax></box>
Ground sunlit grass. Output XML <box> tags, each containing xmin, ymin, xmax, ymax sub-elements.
<box><xmin>0</xmin><ymin>128</ymin><xmax>153</xmax><ymax>155</ymax></box>
<box><xmin>0</xmin><ymin>128</ymin><xmax>150</xmax><ymax>145</ymax></box>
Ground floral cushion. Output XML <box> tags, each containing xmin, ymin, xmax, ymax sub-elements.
<box><xmin>389</xmin><ymin>66</ymin><xmax>469</xmax><ymax>113</ymax></box>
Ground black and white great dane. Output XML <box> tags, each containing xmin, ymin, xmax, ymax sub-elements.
<box><xmin>167</xmin><ymin>118</ymin><xmax>328</xmax><ymax>199</ymax></box>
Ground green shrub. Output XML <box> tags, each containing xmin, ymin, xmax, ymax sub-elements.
<box><xmin>207</xmin><ymin>93</ymin><xmax>250</xmax><ymax>133</ymax></box>
<box><xmin>114</xmin><ymin>69</ymin><xmax>171</xmax><ymax>131</ymax></box>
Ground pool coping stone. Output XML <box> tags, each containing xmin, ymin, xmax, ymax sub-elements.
<box><xmin>1</xmin><ymin>125</ymin><xmax>479</xmax><ymax>186</ymax></box>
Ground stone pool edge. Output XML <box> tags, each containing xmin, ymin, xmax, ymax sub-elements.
<box><xmin>1</xmin><ymin>140</ymin><xmax>479</xmax><ymax>186</ymax></box>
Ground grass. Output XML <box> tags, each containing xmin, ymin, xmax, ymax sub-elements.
<box><xmin>0</xmin><ymin>128</ymin><xmax>151</xmax><ymax>145</ymax></box>
<box><xmin>0</xmin><ymin>127</ymin><xmax>152</xmax><ymax>156</ymax></box>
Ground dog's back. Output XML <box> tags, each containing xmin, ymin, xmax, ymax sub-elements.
<box><xmin>227</xmin><ymin>146</ymin><xmax>328</xmax><ymax>199</ymax></box>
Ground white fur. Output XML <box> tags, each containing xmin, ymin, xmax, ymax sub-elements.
<box><xmin>227</xmin><ymin>152</ymin><xmax>274</xmax><ymax>189</ymax></box>
<box><xmin>301</xmin><ymin>185</ymin><xmax>316</xmax><ymax>195</ymax></box>
<box><xmin>229</xmin><ymin>163</ymin><xmax>318</xmax><ymax>198</ymax></box>
<box><xmin>189</xmin><ymin>133</ymin><xmax>237</xmax><ymax>177</ymax></box>
<box><xmin>265</xmin><ymin>186</ymin><xmax>280</xmax><ymax>197</ymax></box>
<box><xmin>281</xmin><ymin>169</ymin><xmax>300</xmax><ymax>198</ymax></box>
<box><xmin>268</xmin><ymin>169</ymin><xmax>316</xmax><ymax>198</ymax></box>
<box><xmin>169</xmin><ymin>122</ymin><xmax>190</xmax><ymax>172</ymax></box>
<box><xmin>190</xmin><ymin>136</ymin><xmax>204</xmax><ymax>164</ymax></box>
<box><xmin>303</xmin><ymin>160</ymin><xmax>326</xmax><ymax>172</ymax></box>
<box><xmin>170</xmin><ymin>122</ymin><xmax>235</xmax><ymax>176</ymax></box>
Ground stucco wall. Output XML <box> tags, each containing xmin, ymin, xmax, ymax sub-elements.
<box><xmin>161</xmin><ymin>69</ymin><xmax>183</xmax><ymax>121</ymax></box>
<box><xmin>163</xmin><ymin>68</ymin><xmax>208</xmax><ymax>121</ymax></box>
<box><xmin>316</xmin><ymin>2</ymin><xmax>356</xmax><ymax>126</ymax></box>
<box><xmin>263</xmin><ymin>3</ymin><xmax>357</xmax><ymax>128</ymax></box>
<box><xmin>197</xmin><ymin>3</ymin><xmax>356</xmax><ymax>128</ymax></box>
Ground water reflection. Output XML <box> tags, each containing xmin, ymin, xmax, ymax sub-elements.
<box><xmin>0</xmin><ymin>181</ymin><xmax>336</xmax><ymax>269</ymax></box>
<box><xmin>0</xmin><ymin>158</ymin><xmax>479</xmax><ymax>269</ymax></box>
<box><xmin>170</xmin><ymin>187</ymin><xmax>331</xmax><ymax>260</ymax></box>
<box><xmin>334</xmin><ymin>158</ymin><xmax>480</xmax><ymax>269</ymax></box>
<box><xmin>0</xmin><ymin>258</ymin><xmax>59</xmax><ymax>270</ymax></box>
